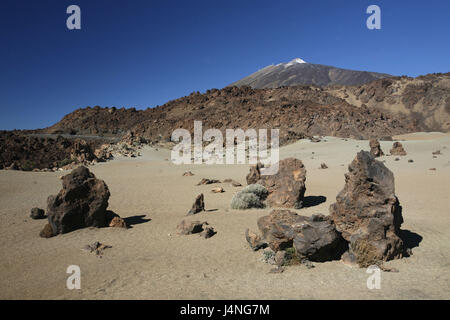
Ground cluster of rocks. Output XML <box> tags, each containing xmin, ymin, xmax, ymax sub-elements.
<box><xmin>245</xmin><ymin>151</ymin><xmax>406</xmax><ymax>269</ymax></box>
<box><xmin>0</xmin><ymin>129</ymin><xmax>148</xmax><ymax>172</ymax></box>
<box><xmin>82</xmin><ymin>241</ymin><xmax>112</xmax><ymax>258</ymax></box>
<box><xmin>39</xmin><ymin>166</ymin><xmax>127</xmax><ymax>238</ymax></box>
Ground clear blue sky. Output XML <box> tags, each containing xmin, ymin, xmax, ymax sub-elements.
<box><xmin>1</xmin><ymin>0</ymin><xmax>449</xmax><ymax>130</ymax></box>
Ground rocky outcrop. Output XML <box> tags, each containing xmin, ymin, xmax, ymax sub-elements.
<box><xmin>70</xmin><ymin>139</ymin><xmax>96</xmax><ymax>163</ymax></box>
<box><xmin>257</xmin><ymin>210</ymin><xmax>346</xmax><ymax>261</ymax></box>
<box><xmin>246</xmin><ymin>158</ymin><xmax>307</xmax><ymax>208</ymax></box>
<box><xmin>329</xmin><ymin>151</ymin><xmax>404</xmax><ymax>265</ymax></box>
<box><xmin>390</xmin><ymin>142</ymin><xmax>407</xmax><ymax>156</ymax></box>
<box><xmin>0</xmin><ymin>132</ymin><xmax>105</xmax><ymax>171</ymax></box>
<box><xmin>45</xmin><ymin>166</ymin><xmax>111</xmax><ymax>236</ymax></box>
<box><xmin>369</xmin><ymin>138</ymin><xmax>384</xmax><ymax>158</ymax></box>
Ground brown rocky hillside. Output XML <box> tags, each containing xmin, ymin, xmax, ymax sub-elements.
<box><xmin>326</xmin><ymin>72</ymin><xmax>450</xmax><ymax>132</ymax></box>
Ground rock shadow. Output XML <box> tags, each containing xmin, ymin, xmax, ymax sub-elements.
<box><xmin>302</xmin><ymin>196</ymin><xmax>327</xmax><ymax>208</ymax></box>
<box><xmin>123</xmin><ymin>215</ymin><xmax>152</xmax><ymax>228</ymax></box>
<box><xmin>400</xmin><ymin>229</ymin><xmax>423</xmax><ymax>257</ymax></box>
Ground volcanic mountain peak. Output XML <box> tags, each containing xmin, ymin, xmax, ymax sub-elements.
<box><xmin>285</xmin><ymin>58</ymin><xmax>308</xmax><ymax>66</ymax></box>
<box><xmin>231</xmin><ymin>58</ymin><xmax>392</xmax><ymax>88</ymax></box>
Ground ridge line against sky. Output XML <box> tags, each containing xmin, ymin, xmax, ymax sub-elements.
<box><xmin>0</xmin><ymin>0</ymin><xmax>449</xmax><ymax>130</ymax></box>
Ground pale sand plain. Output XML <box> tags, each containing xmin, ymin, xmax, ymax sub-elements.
<box><xmin>0</xmin><ymin>132</ymin><xmax>449</xmax><ymax>299</ymax></box>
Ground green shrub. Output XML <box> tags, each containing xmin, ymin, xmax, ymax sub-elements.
<box><xmin>230</xmin><ymin>184</ymin><xmax>268</xmax><ymax>209</ymax></box>
<box><xmin>231</xmin><ymin>192</ymin><xmax>265</xmax><ymax>209</ymax></box>
<box><xmin>241</xmin><ymin>184</ymin><xmax>268</xmax><ymax>199</ymax></box>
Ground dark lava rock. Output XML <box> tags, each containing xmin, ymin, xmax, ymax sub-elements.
<box><xmin>329</xmin><ymin>151</ymin><xmax>404</xmax><ymax>265</ymax></box>
<box><xmin>187</xmin><ymin>194</ymin><xmax>205</xmax><ymax>215</ymax></box>
<box><xmin>246</xmin><ymin>158</ymin><xmax>307</xmax><ymax>208</ymax></box>
<box><xmin>30</xmin><ymin>208</ymin><xmax>45</xmax><ymax>220</ymax></box>
<box><xmin>46</xmin><ymin>166</ymin><xmax>110</xmax><ymax>235</ymax></box>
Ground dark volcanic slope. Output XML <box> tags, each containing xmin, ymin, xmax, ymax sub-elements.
<box><xmin>44</xmin><ymin>106</ymin><xmax>150</xmax><ymax>136</ymax></box>
<box><xmin>39</xmin><ymin>72</ymin><xmax>449</xmax><ymax>147</ymax></box>
<box><xmin>231</xmin><ymin>59</ymin><xmax>391</xmax><ymax>88</ymax></box>
<box><xmin>43</xmin><ymin>85</ymin><xmax>418</xmax><ymax>144</ymax></box>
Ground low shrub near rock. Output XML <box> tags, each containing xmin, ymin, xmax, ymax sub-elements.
<box><xmin>241</xmin><ymin>184</ymin><xmax>268</xmax><ymax>199</ymax></box>
<box><xmin>231</xmin><ymin>192</ymin><xmax>264</xmax><ymax>209</ymax></box>
<box><xmin>230</xmin><ymin>184</ymin><xmax>268</xmax><ymax>209</ymax></box>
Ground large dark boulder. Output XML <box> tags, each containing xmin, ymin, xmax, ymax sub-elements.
<box><xmin>329</xmin><ymin>151</ymin><xmax>404</xmax><ymax>264</ymax></box>
<box><xmin>46</xmin><ymin>166</ymin><xmax>110</xmax><ymax>235</ymax></box>
<box><xmin>246</xmin><ymin>158</ymin><xmax>307</xmax><ymax>208</ymax></box>
<box><xmin>257</xmin><ymin>210</ymin><xmax>345</xmax><ymax>261</ymax></box>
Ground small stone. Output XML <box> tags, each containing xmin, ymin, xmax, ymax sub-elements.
<box><xmin>109</xmin><ymin>216</ymin><xmax>127</xmax><ymax>228</ymax></box>
<box><xmin>269</xmin><ymin>266</ymin><xmax>285</xmax><ymax>274</ymax></box>
<box><xmin>30</xmin><ymin>208</ymin><xmax>45</xmax><ymax>220</ymax></box>
<box><xmin>245</xmin><ymin>229</ymin><xmax>266</xmax><ymax>251</ymax></box>
<box><xmin>176</xmin><ymin>220</ymin><xmax>207</xmax><ymax>235</ymax></box>
<box><xmin>39</xmin><ymin>223</ymin><xmax>55</xmax><ymax>238</ymax></box>
<box><xmin>211</xmin><ymin>187</ymin><xmax>225</xmax><ymax>193</ymax></box>
<box><xmin>200</xmin><ymin>226</ymin><xmax>216</xmax><ymax>239</ymax></box>
<box><xmin>196</xmin><ymin>178</ymin><xmax>220</xmax><ymax>185</ymax></box>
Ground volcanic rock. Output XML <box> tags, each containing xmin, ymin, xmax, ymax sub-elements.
<box><xmin>245</xmin><ymin>229</ymin><xmax>266</xmax><ymax>251</ymax></box>
<box><xmin>39</xmin><ymin>223</ymin><xmax>55</xmax><ymax>238</ymax></box>
<box><xmin>329</xmin><ymin>151</ymin><xmax>404</xmax><ymax>265</ymax></box>
<box><xmin>196</xmin><ymin>178</ymin><xmax>221</xmax><ymax>185</ymax></box>
<box><xmin>176</xmin><ymin>220</ymin><xmax>208</xmax><ymax>235</ymax></box>
<box><xmin>187</xmin><ymin>194</ymin><xmax>205</xmax><ymax>215</ymax></box>
<box><xmin>30</xmin><ymin>208</ymin><xmax>45</xmax><ymax>220</ymax></box>
<box><xmin>369</xmin><ymin>138</ymin><xmax>384</xmax><ymax>158</ymax></box>
<box><xmin>211</xmin><ymin>187</ymin><xmax>225</xmax><ymax>193</ymax></box>
<box><xmin>257</xmin><ymin>210</ymin><xmax>345</xmax><ymax>261</ymax></box>
<box><xmin>200</xmin><ymin>226</ymin><xmax>216</xmax><ymax>239</ymax></box>
<box><xmin>45</xmin><ymin>166</ymin><xmax>111</xmax><ymax>235</ymax></box>
<box><xmin>390</xmin><ymin>142</ymin><xmax>407</xmax><ymax>156</ymax></box>
<box><xmin>108</xmin><ymin>216</ymin><xmax>127</xmax><ymax>228</ymax></box>
<box><xmin>247</xmin><ymin>158</ymin><xmax>307</xmax><ymax>208</ymax></box>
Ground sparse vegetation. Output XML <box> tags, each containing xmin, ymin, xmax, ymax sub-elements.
<box><xmin>241</xmin><ymin>184</ymin><xmax>268</xmax><ymax>200</ymax></box>
<box><xmin>351</xmin><ymin>239</ymin><xmax>382</xmax><ymax>268</ymax></box>
<box><xmin>230</xmin><ymin>184</ymin><xmax>268</xmax><ymax>209</ymax></box>
<box><xmin>231</xmin><ymin>192</ymin><xmax>265</xmax><ymax>209</ymax></box>
<box><xmin>282</xmin><ymin>247</ymin><xmax>302</xmax><ymax>266</ymax></box>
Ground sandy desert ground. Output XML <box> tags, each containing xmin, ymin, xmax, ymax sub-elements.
<box><xmin>0</xmin><ymin>132</ymin><xmax>449</xmax><ymax>299</ymax></box>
